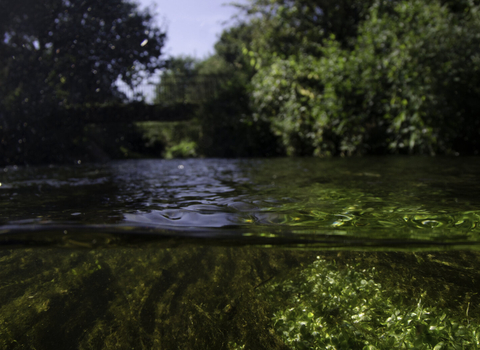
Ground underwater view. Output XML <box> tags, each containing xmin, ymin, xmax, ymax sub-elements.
<box><xmin>1</xmin><ymin>157</ymin><xmax>480</xmax><ymax>349</ymax></box>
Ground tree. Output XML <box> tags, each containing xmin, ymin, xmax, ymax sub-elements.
<box><xmin>153</xmin><ymin>56</ymin><xmax>201</xmax><ymax>105</ymax></box>
<box><xmin>226</xmin><ymin>0</ymin><xmax>396</xmax><ymax>156</ymax></box>
<box><xmin>2</xmin><ymin>0</ymin><xmax>165</xmax><ymax>105</ymax></box>
<box><xmin>196</xmin><ymin>24</ymin><xmax>283</xmax><ymax>157</ymax></box>
<box><xmin>234</xmin><ymin>0</ymin><xmax>379</xmax><ymax>62</ymax></box>
<box><xmin>249</xmin><ymin>0</ymin><xmax>480</xmax><ymax>156</ymax></box>
<box><xmin>152</xmin><ymin>23</ymin><xmax>283</xmax><ymax>158</ymax></box>
<box><xmin>0</xmin><ymin>0</ymin><xmax>166</xmax><ymax>164</ymax></box>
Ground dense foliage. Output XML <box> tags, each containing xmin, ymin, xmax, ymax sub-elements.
<box><xmin>249</xmin><ymin>0</ymin><xmax>480</xmax><ymax>156</ymax></box>
<box><xmin>0</xmin><ymin>0</ymin><xmax>166</xmax><ymax>164</ymax></box>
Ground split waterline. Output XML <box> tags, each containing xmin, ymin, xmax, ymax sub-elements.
<box><xmin>1</xmin><ymin>157</ymin><xmax>480</xmax><ymax>349</ymax></box>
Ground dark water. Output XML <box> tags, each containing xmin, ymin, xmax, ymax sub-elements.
<box><xmin>1</xmin><ymin>157</ymin><xmax>480</xmax><ymax>349</ymax></box>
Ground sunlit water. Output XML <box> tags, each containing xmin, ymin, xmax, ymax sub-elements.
<box><xmin>1</xmin><ymin>157</ymin><xmax>480</xmax><ymax>349</ymax></box>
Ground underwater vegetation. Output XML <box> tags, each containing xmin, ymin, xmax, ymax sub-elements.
<box><xmin>260</xmin><ymin>252</ymin><xmax>480</xmax><ymax>349</ymax></box>
<box><xmin>1</xmin><ymin>245</ymin><xmax>480</xmax><ymax>349</ymax></box>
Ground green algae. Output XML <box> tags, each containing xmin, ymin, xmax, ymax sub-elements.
<box><xmin>1</xmin><ymin>246</ymin><xmax>480</xmax><ymax>349</ymax></box>
<box><xmin>257</xmin><ymin>251</ymin><xmax>480</xmax><ymax>349</ymax></box>
<box><xmin>0</xmin><ymin>245</ymin><xmax>315</xmax><ymax>349</ymax></box>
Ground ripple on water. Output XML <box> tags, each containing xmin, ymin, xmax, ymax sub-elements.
<box><xmin>0</xmin><ymin>157</ymin><xmax>479</xmax><ymax>246</ymax></box>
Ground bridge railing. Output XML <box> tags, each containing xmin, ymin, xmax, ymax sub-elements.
<box><xmin>154</xmin><ymin>74</ymin><xmax>228</xmax><ymax>105</ymax></box>
<box><xmin>117</xmin><ymin>74</ymin><xmax>228</xmax><ymax>105</ymax></box>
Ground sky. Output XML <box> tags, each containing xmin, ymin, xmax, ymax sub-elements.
<box><xmin>137</xmin><ymin>0</ymin><xmax>244</xmax><ymax>58</ymax></box>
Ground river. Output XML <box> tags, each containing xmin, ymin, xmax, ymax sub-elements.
<box><xmin>0</xmin><ymin>157</ymin><xmax>479</xmax><ymax>349</ymax></box>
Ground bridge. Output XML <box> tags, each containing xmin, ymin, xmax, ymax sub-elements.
<box><xmin>66</xmin><ymin>74</ymin><xmax>227</xmax><ymax>124</ymax></box>
<box><xmin>118</xmin><ymin>74</ymin><xmax>227</xmax><ymax>105</ymax></box>
<box><xmin>66</xmin><ymin>102</ymin><xmax>197</xmax><ymax>124</ymax></box>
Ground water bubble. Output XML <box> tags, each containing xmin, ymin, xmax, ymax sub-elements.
<box><xmin>421</xmin><ymin>220</ymin><xmax>442</xmax><ymax>228</ymax></box>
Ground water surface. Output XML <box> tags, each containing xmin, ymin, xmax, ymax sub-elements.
<box><xmin>2</xmin><ymin>157</ymin><xmax>480</xmax><ymax>247</ymax></box>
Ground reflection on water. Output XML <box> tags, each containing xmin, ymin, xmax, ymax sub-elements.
<box><xmin>1</xmin><ymin>157</ymin><xmax>480</xmax><ymax>348</ymax></box>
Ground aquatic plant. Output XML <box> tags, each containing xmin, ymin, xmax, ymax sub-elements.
<box><xmin>259</xmin><ymin>256</ymin><xmax>480</xmax><ymax>349</ymax></box>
